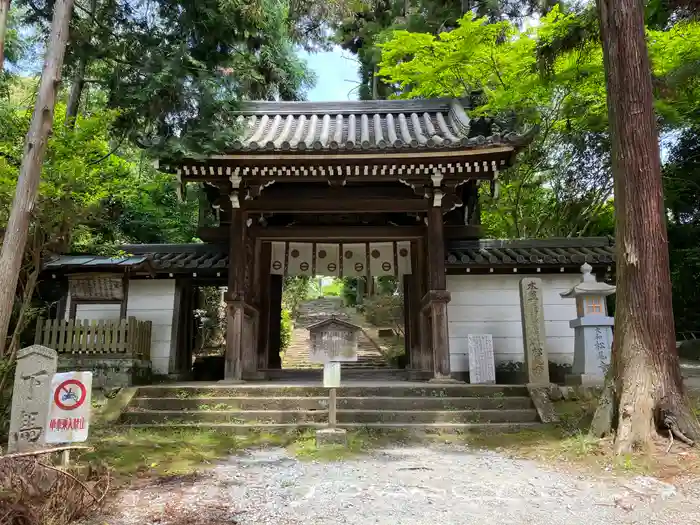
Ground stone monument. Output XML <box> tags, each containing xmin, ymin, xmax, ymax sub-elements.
<box><xmin>560</xmin><ymin>263</ymin><xmax>616</xmax><ymax>386</ymax></box>
<box><xmin>7</xmin><ymin>345</ymin><xmax>58</xmax><ymax>453</ymax></box>
<box><xmin>519</xmin><ymin>278</ymin><xmax>550</xmax><ymax>384</ymax></box>
<box><xmin>467</xmin><ymin>334</ymin><xmax>495</xmax><ymax>384</ymax></box>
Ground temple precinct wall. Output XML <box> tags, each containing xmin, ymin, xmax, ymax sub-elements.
<box><xmin>64</xmin><ymin>279</ymin><xmax>176</xmax><ymax>375</ymax></box>
<box><xmin>447</xmin><ymin>274</ymin><xmax>580</xmax><ymax>383</ymax></box>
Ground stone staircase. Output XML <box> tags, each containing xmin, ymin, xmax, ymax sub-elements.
<box><xmin>120</xmin><ymin>383</ymin><xmax>541</xmax><ymax>432</ymax></box>
<box><xmin>281</xmin><ymin>297</ymin><xmax>390</xmax><ymax>370</ymax></box>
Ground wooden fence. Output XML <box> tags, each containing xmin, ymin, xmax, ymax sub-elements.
<box><xmin>34</xmin><ymin>317</ymin><xmax>152</xmax><ymax>359</ymax></box>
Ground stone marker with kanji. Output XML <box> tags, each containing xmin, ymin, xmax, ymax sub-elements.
<box><xmin>7</xmin><ymin>345</ymin><xmax>58</xmax><ymax>453</ymax></box>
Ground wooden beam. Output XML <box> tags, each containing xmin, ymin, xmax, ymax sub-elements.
<box><xmin>250</xmin><ymin>225</ymin><xmax>425</xmax><ymax>241</ymax></box>
<box><xmin>182</xmin><ymin>174</ymin><xmax>495</xmax><ymax>184</ymax></box>
<box><xmin>444</xmin><ymin>225</ymin><xmax>482</xmax><ymax>239</ymax></box>
<box><xmin>242</xmin><ymin>198</ymin><xmax>429</xmax><ymax>213</ymax></box>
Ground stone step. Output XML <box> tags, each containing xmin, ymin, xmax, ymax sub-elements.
<box><xmin>263</xmin><ymin>369</ymin><xmax>413</xmax><ymax>381</ymax></box>
<box><xmin>121</xmin><ymin>421</ymin><xmax>542</xmax><ymax>434</ymax></box>
<box><xmin>121</xmin><ymin>409</ymin><xmax>539</xmax><ymax>425</ymax></box>
<box><xmin>134</xmin><ymin>384</ymin><xmax>530</xmax><ymax>399</ymax></box>
<box><xmin>129</xmin><ymin>396</ymin><xmax>535</xmax><ymax>412</ymax></box>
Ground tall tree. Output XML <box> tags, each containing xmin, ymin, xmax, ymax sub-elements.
<box><xmin>597</xmin><ymin>0</ymin><xmax>700</xmax><ymax>451</ymax></box>
<box><xmin>0</xmin><ymin>0</ymin><xmax>74</xmax><ymax>356</ymax></box>
<box><xmin>0</xmin><ymin>0</ymin><xmax>10</xmax><ymax>72</ymax></box>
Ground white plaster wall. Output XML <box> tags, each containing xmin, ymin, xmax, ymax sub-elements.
<box><xmin>447</xmin><ymin>274</ymin><xmax>579</xmax><ymax>372</ymax></box>
<box><xmin>125</xmin><ymin>279</ymin><xmax>176</xmax><ymax>375</ymax></box>
<box><xmin>65</xmin><ymin>279</ymin><xmax>176</xmax><ymax>375</ymax></box>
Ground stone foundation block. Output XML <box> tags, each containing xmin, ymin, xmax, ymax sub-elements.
<box><xmin>58</xmin><ymin>356</ymin><xmax>151</xmax><ymax>390</ymax></box>
<box><xmin>315</xmin><ymin>428</ymin><xmax>347</xmax><ymax>447</ymax></box>
<box><xmin>565</xmin><ymin>374</ymin><xmax>605</xmax><ymax>387</ymax></box>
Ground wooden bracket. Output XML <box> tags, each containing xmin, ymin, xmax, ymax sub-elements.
<box><xmin>246</xmin><ymin>180</ymin><xmax>275</xmax><ymax>201</ymax></box>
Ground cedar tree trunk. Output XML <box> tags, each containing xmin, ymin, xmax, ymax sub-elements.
<box><xmin>0</xmin><ymin>0</ymin><xmax>11</xmax><ymax>73</ymax></box>
<box><xmin>65</xmin><ymin>57</ymin><xmax>86</xmax><ymax>128</ymax></box>
<box><xmin>0</xmin><ymin>0</ymin><xmax>75</xmax><ymax>356</ymax></box>
<box><xmin>597</xmin><ymin>0</ymin><xmax>700</xmax><ymax>452</ymax></box>
<box><xmin>65</xmin><ymin>0</ymin><xmax>97</xmax><ymax>128</ymax></box>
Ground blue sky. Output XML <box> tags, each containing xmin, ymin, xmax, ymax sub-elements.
<box><xmin>299</xmin><ymin>46</ymin><xmax>360</xmax><ymax>102</ymax></box>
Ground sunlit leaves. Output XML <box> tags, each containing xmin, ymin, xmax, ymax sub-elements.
<box><xmin>0</xmin><ymin>98</ymin><xmax>197</xmax><ymax>253</ymax></box>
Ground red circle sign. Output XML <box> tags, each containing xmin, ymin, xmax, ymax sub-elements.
<box><xmin>54</xmin><ymin>379</ymin><xmax>87</xmax><ymax>411</ymax></box>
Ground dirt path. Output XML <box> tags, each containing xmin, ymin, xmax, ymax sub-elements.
<box><xmin>91</xmin><ymin>444</ymin><xmax>700</xmax><ymax>525</ymax></box>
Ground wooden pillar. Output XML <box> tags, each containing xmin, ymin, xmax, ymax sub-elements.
<box><xmin>407</xmin><ymin>238</ymin><xmax>425</xmax><ymax>372</ymax></box>
<box><xmin>401</xmin><ymin>274</ymin><xmax>412</xmax><ymax>370</ymax></box>
<box><xmin>258</xmin><ymin>241</ymin><xmax>272</xmax><ymax>371</ymax></box>
<box><xmin>225</xmin><ymin>208</ymin><xmax>246</xmax><ymax>381</ymax></box>
<box><xmin>425</xmin><ymin>205</ymin><xmax>454</xmax><ymax>382</ymax></box>
<box><xmin>415</xmin><ymin>237</ymin><xmax>432</xmax><ymax>372</ymax></box>
<box><xmin>268</xmin><ymin>275</ymin><xmax>283</xmax><ymax>369</ymax></box>
<box><xmin>402</xmin><ymin>276</ymin><xmax>412</xmax><ymax>369</ymax></box>
<box><xmin>168</xmin><ymin>278</ymin><xmax>186</xmax><ymax>376</ymax></box>
<box><xmin>427</xmin><ymin>207</ymin><xmax>446</xmax><ymax>290</ymax></box>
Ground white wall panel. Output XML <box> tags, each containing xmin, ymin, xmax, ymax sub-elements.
<box><xmin>447</xmin><ymin>274</ymin><xmax>579</xmax><ymax>371</ymax></box>
<box><xmin>68</xmin><ymin>279</ymin><xmax>177</xmax><ymax>375</ymax></box>
<box><xmin>126</xmin><ymin>280</ymin><xmax>176</xmax><ymax>375</ymax></box>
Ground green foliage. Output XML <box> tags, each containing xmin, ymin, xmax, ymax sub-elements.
<box><xmin>363</xmin><ymin>293</ymin><xmax>403</xmax><ymax>328</ymax></box>
<box><xmin>335</xmin><ymin>0</ymin><xmax>562</xmax><ymax>100</ymax></box>
<box><xmin>341</xmin><ymin>277</ymin><xmax>360</xmax><ymax>306</ymax></box>
<box><xmin>374</xmin><ymin>8</ymin><xmax>700</xmax><ymax>239</ymax></box>
<box><xmin>664</xmin><ymin>126</ymin><xmax>700</xmax><ymax>333</ymax></box>
<box><xmin>320</xmin><ymin>278</ymin><xmax>343</xmax><ymax>297</ymax></box>
<box><xmin>282</xmin><ymin>276</ymin><xmax>313</xmax><ymax>316</ymax></box>
<box><xmin>280</xmin><ymin>308</ymin><xmax>293</xmax><ymax>352</ymax></box>
<box><xmin>15</xmin><ymin>0</ymin><xmax>324</xmax><ymax>157</ymax></box>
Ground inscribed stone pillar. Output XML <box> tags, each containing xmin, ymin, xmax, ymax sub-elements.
<box><xmin>519</xmin><ymin>278</ymin><xmax>550</xmax><ymax>384</ymax></box>
<box><xmin>7</xmin><ymin>345</ymin><xmax>57</xmax><ymax>453</ymax></box>
<box><xmin>467</xmin><ymin>334</ymin><xmax>496</xmax><ymax>384</ymax></box>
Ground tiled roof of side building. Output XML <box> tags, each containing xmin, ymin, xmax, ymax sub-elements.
<box><xmin>225</xmin><ymin>98</ymin><xmax>532</xmax><ymax>153</ymax></box>
<box><xmin>446</xmin><ymin>237</ymin><xmax>615</xmax><ymax>267</ymax></box>
<box><xmin>42</xmin><ymin>238</ymin><xmax>615</xmax><ymax>274</ymax></box>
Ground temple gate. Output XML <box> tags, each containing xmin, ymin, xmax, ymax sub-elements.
<box><xmin>159</xmin><ymin>98</ymin><xmax>531</xmax><ymax>381</ymax></box>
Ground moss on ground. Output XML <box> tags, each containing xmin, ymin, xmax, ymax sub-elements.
<box><xmin>81</xmin><ymin>427</ymin><xmax>291</xmax><ymax>479</ymax></box>
<box><xmin>83</xmin><ymin>394</ymin><xmax>700</xmax><ymax>483</ymax></box>
<box><xmin>429</xmin><ymin>394</ymin><xmax>700</xmax><ymax>479</ymax></box>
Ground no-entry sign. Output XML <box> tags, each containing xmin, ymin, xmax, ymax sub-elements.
<box><xmin>45</xmin><ymin>371</ymin><xmax>92</xmax><ymax>444</ymax></box>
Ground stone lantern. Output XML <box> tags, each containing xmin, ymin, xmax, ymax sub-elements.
<box><xmin>560</xmin><ymin>263</ymin><xmax>616</xmax><ymax>386</ymax></box>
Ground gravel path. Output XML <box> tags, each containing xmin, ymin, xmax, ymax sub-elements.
<box><xmin>97</xmin><ymin>445</ymin><xmax>700</xmax><ymax>525</ymax></box>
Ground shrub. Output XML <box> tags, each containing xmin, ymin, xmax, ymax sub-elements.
<box><xmin>341</xmin><ymin>277</ymin><xmax>358</xmax><ymax>306</ymax></box>
<box><xmin>280</xmin><ymin>308</ymin><xmax>293</xmax><ymax>352</ymax></box>
<box><xmin>364</xmin><ymin>294</ymin><xmax>403</xmax><ymax>329</ymax></box>
<box><xmin>282</xmin><ymin>276</ymin><xmax>312</xmax><ymax>316</ymax></box>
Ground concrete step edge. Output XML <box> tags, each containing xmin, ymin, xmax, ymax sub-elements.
<box><xmin>122</xmin><ymin>422</ymin><xmax>542</xmax><ymax>429</ymax></box>
<box><xmin>132</xmin><ymin>396</ymin><xmax>533</xmax><ymax>401</ymax></box>
<box><xmin>124</xmin><ymin>408</ymin><xmax>536</xmax><ymax>416</ymax></box>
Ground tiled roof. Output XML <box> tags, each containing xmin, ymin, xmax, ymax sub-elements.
<box><xmin>43</xmin><ymin>255</ymin><xmax>152</xmax><ymax>271</ymax></box>
<box><xmin>122</xmin><ymin>244</ymin><xmax>228</xmax><ymax>271</ymax></box>
<box><xmin>44</xmin><ymin>238</ymin><xmax>615</xmax><ymax>274</ymax></box>
<box><xmin>446</xmin><ymin>238</ymin><xmax>616</xmax><ymax>267</ymax></box>
<box><xmin>229</xmin><ymin>98</ymin><xmax>528</xmax><ymax>153</ymax></box>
